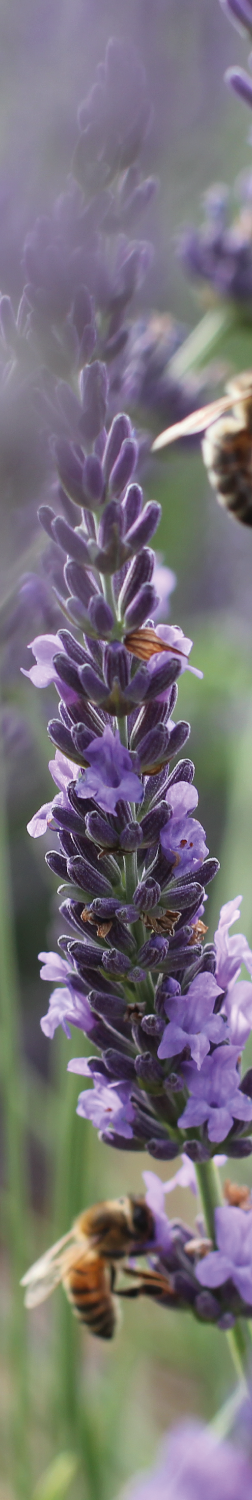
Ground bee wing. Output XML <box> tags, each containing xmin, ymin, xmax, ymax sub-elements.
<box><xmin>151</xmin><ymin>392</ymin><xmax>240</xmax><ymax>451</ymax></box>
<box><xmin>21</xmin><ymin>1227</ymin><xmax>77</xmax><ymax>1308</ymax></box>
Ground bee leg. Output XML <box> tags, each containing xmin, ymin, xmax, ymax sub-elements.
<box><xmin>119</xmin><ymin>1267</ymin><xmax>175</xmax><ymax>1301</ymax></box>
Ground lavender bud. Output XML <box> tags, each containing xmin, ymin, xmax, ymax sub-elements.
<box><xmin>82</xmin><ymin>454</ymin><xmax>104</xmax><ymax>507</ymax></box>
<box><xmin>103</xmin><ymin>414</ymin><xmax>132</xmax><ymax>483</ymax></box>
<box><xmin>195</xmin><ymin>1292</ymin><xmax>219</xmax><ymax>1322</ymax></box>
<box><xmin>118</xmin><ymin>549</ymin><xmax>154</xmax><ymax>615</ymax></box>
<box><xmin>98</xmin><ymin>500</ymin><xmax>123</xmax><ymax>552</ymax></box>
<box><xmin>38</xmin><ymin>505</ymin><xmax>56</xmax><ymax>537</ymax></box>
<box><xmin>161</xmin><ymin>882</ymin><xmax>203</xmax><ymax>910</ymax></box>
<box><xmin>226</xmin><ymin>1139</ymin><xmax>252</xmax><ymax>1157</ymax></box>
<box><xmin>48</xmin><ymin>718</ymin><xmax>78</xmax><ymax>757</ymax></box>
<box><xmin>218</xmin><ymin>1313</ymin><xmax>236</xmax><ymax>1331</ymax></box>
<box><xmin>124</xmin><ymin>583</ymin><xmax>159</xmax><ymax>631</ymax></box>
<box><xmin>137</xmin><ymin>935</ymin><xmax>169</xmax><ymax>966</ymax></box>
<box><xmin>122</xmin><ymin>482</ymin><xmax>143</xmax><ymax>531</ymax></box>
<box><xmin>141</xmin><ymin>1015</ymin><xmax>163</xmax><ymax>1036</ymax></box>
<box><xmin>109</xmin><ymin>439</ymin><xmax>138</xmax><ymax>497</ymax></box>
<box><xmin>168</xmin><ymin>759</ymin><xmax>195</xmax><ymax>785</ymax></box>
<box><xmin>138</xmin><ymin>725</ymin><xmax>171</xmax><ymax>771</ymax></box>
<box><xmin>85</xmin><ymin>813</ymin><xmax>118</xmax><ymax>849</ymax></box>
<box><xmin>126</xmin><ymin>501</ymin><xmax>161</xmax><ymax>552</ymax></box>
<box><xmin>102</xmin><ymin>948</ymin><xmax>132</xmax><ymax>975</ymax></box>
<box><xmin>55</xmin><ymin>439</ymin><xmax>85</xmax><ymax>506</ymax></box>
<box><xmin>52</xmin><ymin>516</ymin><xmax>90</xmax><ymax>563</ymax></box>
<box><xmin>52</xmin><ymin>653</ymin><xmax>80</xmax><ymax>691</ymax></box>
<box><xmin>197</xmin><ymin>858</ymin><xmax>220</xmax><ymax>885</ymax></box>
<box><xmin>78</xmin><ymin>665</ymin><xmax>108</xmax><ymax>703</ymax></box>
<box><xmin>63</xmin><ymin>561</ymin><xmax>96</xmax><ymax>608</ymax></box>
<box><xmin>103</xmin><ymin>1050</ymin><xmax>135</xmax><ymax>1080</ymax></box>
<box><xmin>172</xmin><ymin>1274</ymin><xmax>196</xmax><ymax>1307</ymax></box>
<box><xmin>58</xmin><ymin>634</ymin><xmax>92</xmax><ymax>666</ymax></box>
<box><xmin>184</xmin><ymin>1142</ymin><xmax>210</xmax><ymax>1162</ymax></box>
<box><xmin>140</xmin><ymin>805</ymin><xmax>170</xmax><ymax>844</ymax></box>
<box><xmin>79</xmin><ymin>360</ymin><xmax>108</xmax><ymax>440</ymax></box>
<box><xmin>45</xmin><ymin>851</ymin><xmax>68</xmax><ymax>878</ymax></box>
<box><xmin>148</xmin><ymin>1138</ymin><xmax>178</xmax><ymax>1160</ymax></box>
<box><xmin>67</xmin><ymin>855</ymin><xmax>112</xmax><ymax>896</ymax></box>
<box><xmin>133</xmin><ymin>879</ymin><xmax>161</xmax><ymax>910</ymax></box>
<box><xmin>167</xmin><ymin>721</ymin><xmax>190</xmax><ymax>756</ymax></box>
<box><xmin>120</xmin><ymin>822</ymin><xmax>143</xmax><ymax>850</ymax></box>
<box><xmin>88</xmin><ymin>595</ymin><xmax>114</xmax><ymax>635</ymax></box>
<box><xmin>135</xmin><ymin>1052</ymin><xmax>163</xmax><ymax>1083</ymax></box>
<box><xmin>100</xmin><ymin>1131</ymin><xmax>143</xmax><ymax>1151</ymax></box>
<box><xmin>145</xmin><ymin>658</ymin><xmax>180</xmax><ymax>699</ymax></box>
<box><xmin>104</xmin><ymin>643</ymin><xmax>130</xmax><ymax>690</ymax></box>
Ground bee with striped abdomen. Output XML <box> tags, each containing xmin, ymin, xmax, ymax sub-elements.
<box><xmin>21</xmin><ymin>1195</ymin><xmax>155</xmax><ymax>1341</ymax></box>
<box><xmin>152</xmin><ymin>370</ymin><xmax>252</xmax><ymax>527</ymax></box>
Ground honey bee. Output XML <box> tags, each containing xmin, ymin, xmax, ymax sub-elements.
<box><xmin>21</xmin><ymin>1195</ymin><xmax>155</xmax><ymax>1340</ymax></box>
<box><xmin>152</xmin><ymin>371</ymin><xmax>252</xmax><ymax>527</ymax></box>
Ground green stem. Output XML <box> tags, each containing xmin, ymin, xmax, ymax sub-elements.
<box><xmin>196</xmin><ymin>1157</ymin><xmax>223</xmax><ymax>1240</ymax></box>
<box><xmin>196</xmin><ymin>1159</ymin><xmax>252</xmax><ymax>1386</ymax></box>
<box><xmin>210</xmin><ymin>1381</ymin><xmax>246</xmax><ymax>1441</ymax></box>
<box><xmin>168</xmin><ymin>304</ymin><xmax>238</xmax><ymax>378</ymax></box>
<box><xmin>0</xmin><ymin>746</ymin><xmax>31</xmax><ymax>1496</ymax></box>
<box><xmin>52</xmin><ymin>1031</ymin><xmax>105</xmax><ymax>1500</ymax></box>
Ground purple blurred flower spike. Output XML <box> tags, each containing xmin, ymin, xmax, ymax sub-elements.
<box><xmin>79</xmin><ymin>361</ymin><xmax>108</xmax><ymax>440</ymax></box>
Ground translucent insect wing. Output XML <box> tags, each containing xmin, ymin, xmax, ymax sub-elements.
<box><xmin>151</xmin><ymin>393</ymin><xmax>240</xmax><ymax>450</ymax></box>
<box><xmin>21</xmin><ymin>1227</ymin><xmax>78</xmax><ymax>1306</ymax></box>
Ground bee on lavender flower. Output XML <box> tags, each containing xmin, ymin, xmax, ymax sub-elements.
<box><xmin>21</xmin><ymin>1195</ymin><xmax>156</xmax><ymax>1340</ymax></box>
<box><xmin>152</xmin><ymin>370</ymin><xmax>252</xmax><ymax>526</ymax></box>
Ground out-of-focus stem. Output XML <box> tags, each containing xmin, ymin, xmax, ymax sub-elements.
<box><xmin>168</xmin><ymin>304</ymin><xmax>237</xmax><ymax>378</ymax></box>
<box><xmin>0</xmin><ymin>744</ymin><xmax>31</xmax><ymax>1497</ymax></box>
<box><xmin>196</xmin><ymin>1158</ymin><xmax>252</xmax><ymax>1386</ymax></box>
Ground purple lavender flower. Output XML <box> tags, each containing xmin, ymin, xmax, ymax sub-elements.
<box><xmin>27</xmin><ymin>750</ymin><xmax>78</xmax><ymax>837</ymax></box>
<box><xmin>157</xmin><ymin>973</ymin><xmax>225</xmax><ymax>1069</ymax></box>
<box><xmin>116</xmin><ymin>1418</ymin><xmax>252</xmax><ymax>1500</ymax></box>
<box><xmin>70</xmin><ymin>1063</ymin><xmax>135</xmax><ymax>1139</ymax></box>
<box><xmin>178</xmin><ymin>1045</ymin><xmax>252</xmax><ymax>1142</ymax></box>
<box><xmin>215</xmin><ymin>897</ymin><xmax>252</xmax><ymax>1046</ymax></box>
<box><xmin>75</xmin><ymin>727</ymin><xmax>144</xmax><ymax>812</ymax></box>
<box><xmin>196</xmin><ymin>1204</ymin><xmax>252</xmax><ymax>1304</ymax></box>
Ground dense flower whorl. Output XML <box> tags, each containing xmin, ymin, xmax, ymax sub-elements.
<box><xmin>24</xmin><ymin>395</ymin><xmax>252</xmax><ymax>1176</ymax></box>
